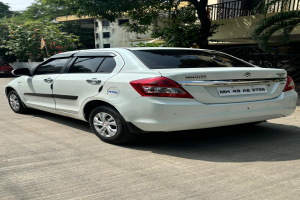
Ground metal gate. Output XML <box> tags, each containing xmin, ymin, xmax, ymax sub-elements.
<box><xmin>220</xmin><ymin>46</ymin><xmax>300</xmax><ymax>92</ymax></box>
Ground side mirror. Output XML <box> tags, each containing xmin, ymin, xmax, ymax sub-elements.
<box><xmin>12</xmin><ymin>68</ymin><xmax>31</xmax><ymax>76</ymax></box>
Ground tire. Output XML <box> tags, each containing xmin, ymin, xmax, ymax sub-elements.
<box><xmin>89</xmin><ymin>106</ymin><xmax>138</xmax><ymax>144</ymax></box>
<box><xmin>7</xmin><ymin>90</ymin><xmax>30</xmax><ymax>114</ymax></box>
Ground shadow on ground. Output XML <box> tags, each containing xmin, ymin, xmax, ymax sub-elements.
<box><xmin>126</xmin><ymin>122</ymin><xmax>300</xmax><ymax>162</ymax></box>
<box><xmin>28</xmin><ymin>108</ymin><xmax>300</xmax><ymax>163</ymax></box>
<box><xmin>29</xmin><ymin>109</ymin><xmax>91</xmax><ymax>133</ymax></box>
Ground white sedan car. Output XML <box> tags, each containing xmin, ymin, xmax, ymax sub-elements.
<box><xmin>5</xmin><ymin>48</ymin><xmax>298</xmax><ymax>144</ymax></box>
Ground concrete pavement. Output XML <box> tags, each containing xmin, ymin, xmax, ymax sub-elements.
<box><xmin>1</xmin><ymin>77</ymin><xmax>300</xmax><ymax>200</ymax></box>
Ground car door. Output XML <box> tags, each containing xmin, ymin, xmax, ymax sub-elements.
<box><xmin>20</xmin><ymin>58</ymin><xmax>71</xmax><ymax>110</ymax></box>
<box><xmin>53</xmin><ymin>52</ymin><xmax>123</xmax><ymax>114</ymax></box>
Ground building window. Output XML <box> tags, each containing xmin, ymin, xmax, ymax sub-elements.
<box><xmin>119</xmin><ymin>19</ymin><xmax>129</xmax><ymax>26</ymax></box>
<box><xmin>95</xmin><ymin>21</ymin><xmax>99</xmax><ymax>27</ymax></box>
<box><xmin>103</xmin><ymin>20</ymin><xmax>110</xmax><ymax>26</ymax></box>
<box><xmin>96</xmin><ymin>44</ymin><xmax>99</xmax><ymax>49</ymax></box>
<box><xmin>96</xmin><ymin>33</ymin><xmax>99</xmax><ymax>39</ymax></box>
<box><xmin>103</xmin><ymin>44</ymin><xmax>110</xmax><ymax>48</ymax></box>
<box><xmin>103</xmin><ymin>32</ymin><xmax>110</xmax><ymax>38</ymax></box>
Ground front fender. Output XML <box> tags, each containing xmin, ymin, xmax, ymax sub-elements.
<box><xmin>5</xmin><ymin>77</ymin><xmax>26</xmax><ymax>102</ymax></box>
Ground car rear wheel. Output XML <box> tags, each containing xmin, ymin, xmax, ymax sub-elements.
<box><xmin>8</xmin><ymin>90</ymin><xmax>30</xmax><ymax>114</ymax></box>
<box><xmin>89</xmin><ymin>106</ymin><xmax>138</xmax><ymax>144</ymax></box>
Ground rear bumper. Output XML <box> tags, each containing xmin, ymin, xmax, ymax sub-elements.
<box><xmin>119</xmin><ymin>90</ymin><xmax>298</xmax><ymax>132</ymax></box>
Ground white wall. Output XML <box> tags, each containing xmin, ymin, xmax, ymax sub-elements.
<box><xmin>208</xmin><ymin>0</ymin><xmax>220</xmax><ymax>5</ymax></box>
<box><xmin>95</xmin><ymin>17</ymin><xmax>152</xmax><ymax>48</ymax></box>
<box><xmin>210</xmin><ymin>13</ymin><xmax>300</xmax><ymax>45</ymax></box>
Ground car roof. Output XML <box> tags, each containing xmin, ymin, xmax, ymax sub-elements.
<box><xmin>125</xmin><ymin>47</ymin><xmax>212</xmax><ymax>51</ymax></box>
<box><xmin>76</xmin><ymin>47</ymin><xmax>213</xmax><ymax>51</ymax></box>
<box><xmin>50</xmin><ymin>47</ymin><xmax>216</xmax><ymax>59</ymax></box>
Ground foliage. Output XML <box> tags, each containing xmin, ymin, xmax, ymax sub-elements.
<box><xmin>151</xmin><ymin>4</ymin><xmax>221</xmax><ymax>48</ymax></box>
<box><xmin>0</xmin><ymin>18</ymin><xmax>80</xmax><ymax>61</ymax></box>
<box><xmin>0</xmin><ymin>2</ymin><xmax>13</xmax><ymax>18</ymax></box>
<box><xmin>130</xmin><ymin>42</ymin><xmax>164</xmax><ymax>47</ymax></box>
<box><xmin>43</xmin><ymin>0</ymin><xmax>213</xmax><ymax>48</ymax></box>
<box><xmin>152</xmin><ymin>22</ymin><xmax>221</xmax><ymax>48</ymax></box>
<box><xmin>60</xmin><ymin>23</ymin><xmax>95</xmax><ymax>50</ymax></box>
<box><xmin>0</xmin><ymin>2</ymin><xmax>18</xmax><ymax>61</ymax></box>
<box><xmin>19</xmin><ymin>0</ymin><xmax>94</xmax><ymax>50</ymax></box>
<box><xmin>21</xmin><ymin>0</ymin><xmax>72</xmax><ymax>22</ymax></box>
<box><xmin>251</xmin><ymin>0</ymin><xmax>300</xmax><ymax>53</ymax></box>
<box><xmin>0</xmin><ymin>21</ymin><xmax>16</xmax><ymax>62</ymax></box>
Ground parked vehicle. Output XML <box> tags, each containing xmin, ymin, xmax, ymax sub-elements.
<box><xmin>0</xmin><ymin>61</ymin><xmax>13</xmax><ymax>76</ymax></box>
<box><xmin>5</xmin><ymin>48</ymin><xmax>298</xmax><ymax>144</ymax></box>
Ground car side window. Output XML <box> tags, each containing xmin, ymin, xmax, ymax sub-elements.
<box><xmin>34</xmin><ymin>58</ymin><xmax>69</xmax><ymax>75</ymax></box>
<box><xmin>97</xmin><ymin>57</ymin><xmax>116</xmax><ymax>73</ymax></box>
<box><xmin>68</xmin><ymin>57</ymin><xmax>105</xmax><ymax>73</ymax></box>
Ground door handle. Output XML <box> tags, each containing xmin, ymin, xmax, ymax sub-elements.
<box><xmin>86</xmin><ymin>78</ymin><xmax>101</xmax><ymax>84</ymax></box>
<box><xmin>44</xmin><ymin>78</ymin><xmax>53</xmax><ymax>83</ymax></box>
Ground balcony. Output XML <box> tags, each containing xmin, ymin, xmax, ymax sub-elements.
<box><xmin>208</xmin><ymin>0</ymin><xmax>300</xmax><ymax>20</ymax></box>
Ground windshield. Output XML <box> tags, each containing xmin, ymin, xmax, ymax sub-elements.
<box><xmin>131</xmin><ymin>49</ymin><xmax>254</xmax><ymax>69</ymax></box>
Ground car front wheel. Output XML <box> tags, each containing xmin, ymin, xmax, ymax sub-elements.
<box><xmin>8</xmin><ymin>90</ymin><xmax>30</xmax><ymax>114</ymax></box>
<box><xmin>89</xmin><ymin>106</ymin><xmax>137</xmax><ymax>144</ymax></box>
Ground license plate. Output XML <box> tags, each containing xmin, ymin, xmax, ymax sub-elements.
<box><xmin>217</xmin><ymin>85</ymin><xmax>267</xmax><ymax>96</ymax></box>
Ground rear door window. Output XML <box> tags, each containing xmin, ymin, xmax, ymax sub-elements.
<box><xmin>68</xmin><ymin>57</ymin><xmax>105</xmax><ymax>73</ymax></box>
<box><xmin>97</xmin><ymin>57</ymin><xmax>116</xmax><ymax>73</ymax></box>
<box><xmin>35</xmin><ymin>58</ymin><xmax>69</xmax><ymax>75</ymax></box>
<box><xmin>131</xmin><ymin>50</ymin><xmax>254</xmax><ymax>69</ymax></box>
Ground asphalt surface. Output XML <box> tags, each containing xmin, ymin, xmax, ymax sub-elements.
<box><xmin>1</xmin><ymin>77</ymin><xmax>300</xmax><ymax>200</ymax></box>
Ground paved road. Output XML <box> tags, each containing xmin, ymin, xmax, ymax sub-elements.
<box><xmin>1</xmin><ymin>77</ymin><xmax>300</xmax><ymax>200</ymax></box>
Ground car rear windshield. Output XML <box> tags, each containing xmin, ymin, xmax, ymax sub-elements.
<box><xmin>131</xmin><ymin>49</ymin><xmax>254</xmax><ymax>69</ymax></box>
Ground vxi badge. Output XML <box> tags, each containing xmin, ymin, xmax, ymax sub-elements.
<box><xmin>276</xmin><ymin>73</ymin><xmax>286</xmax><ymax>77</ymax></box>
<box><xmin>185</xmin><ymin>75</ymin><xmax>207</xmax><ymax>80</ymax></box>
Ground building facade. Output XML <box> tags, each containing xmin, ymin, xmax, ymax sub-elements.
<box><xmin>56</xmin><ymin>15</ymin><xmax>153</xmax><ymax>49</ymax></box>
<box><xmin>56</xmin><ymin>0</ymin><xmax>300</xmax><ymax>51</ymax></box>
<box><xmin>94</xmin><ymin>17</ymin><xmax>152</xmax><ymax>49</ymax></box>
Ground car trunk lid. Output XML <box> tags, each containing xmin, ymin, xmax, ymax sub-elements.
<box><xmin>154</xmin><ymin>68</ymin><xmax>287</xmax><ymax>104</ymax></box>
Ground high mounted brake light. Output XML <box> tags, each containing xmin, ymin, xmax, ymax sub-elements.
<box><xmin>130</xmin><ymin>77</ymin><xmax>194</xmax><ymax>98</ymax></box>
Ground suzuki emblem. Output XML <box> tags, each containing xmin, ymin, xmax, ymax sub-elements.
<box><xmin>244</xmin><ymin>72</ymin><xmax>251</xmax><ymax>77</ymax></box>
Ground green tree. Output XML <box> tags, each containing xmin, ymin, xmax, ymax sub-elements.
<box><xmin>21</xmin><ymin>0</ymin><xmax>72</xmax><ymax>21</ymax></box>
<box><xmin>151</xmin><ymin>4</ymin><xmax>221</xmax><ymax>48</ymax></box>
<box><xmin>251</xmin><ymin>0</ymin><xmax>300</xmax><ymax>52</ymax></box>
<box><xmin>60</xmin><ymin>23</ymin><xmax>95</xmax><ymax>49</ymax></box>
<box><xmin>43</xmin><ymin>0</ymin><xmax>212</xmax><ymax>48</ymax></box>
<box><xmin>130</xmin><ymin>42</ymin><xmax>164</xmax><ymax>47</ymax></box>
<box><xmin>20</xmin><ymin>0</ymin><xmax>94</xmax><ymax>49</ymax></box>
<box><xmin>0</xmin><ymin>18</ymin><xmax>16</xmax><ymax>62</ymax></box>
<box><xmin>0</xmin><ymin>18</ymin><xmax>80</xmax><ymax>61</ymax></box>
<box><xmin>0</xmin><ymin>2</ymin><xmax>15</xmax><ymax>61</ymax></box>
<box><xmin>0</xmin><ymin>2</ymin><xmax>13</xmax><ymax>18</ymax></box>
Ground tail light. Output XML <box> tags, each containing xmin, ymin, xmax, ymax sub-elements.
<box><xmin>130</xmin><ymin>77</ymin><xmax>193</xmax><ymax>98</ymax></box>
<box><xmin>283</xmin><ymin>75</ymin><xmax>295</xmax><ymax>92</ymax></box>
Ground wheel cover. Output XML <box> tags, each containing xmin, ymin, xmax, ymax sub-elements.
<box><xmin>93</xmin><ymin>112</ymin><xmax>118</xmax><ymax>138</ymax></box>
<box><xmin>9</xmin><ymin>94</ymin><xmax>20</xmax><ymax>111</ymax></box>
